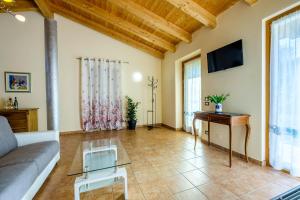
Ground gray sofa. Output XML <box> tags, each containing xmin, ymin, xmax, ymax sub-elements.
<box><xmin>0</xmin><ymin>116</ymin><xmax>60</xmax><ymax>200</ymax></box>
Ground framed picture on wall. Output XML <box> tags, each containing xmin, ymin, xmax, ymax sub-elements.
<box><xmin>5</xmin><ymin>72</ymin><xmax>31</xmax><ymax>93</ymax></box>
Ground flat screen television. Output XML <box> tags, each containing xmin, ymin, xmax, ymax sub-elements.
<box><xmin>207</xmin><ymin>39</ymin><xmax>243</xmax><ymax>73</ymax></box>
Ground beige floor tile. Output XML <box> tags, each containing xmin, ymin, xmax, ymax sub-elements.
<box><xmin>174</xmin><ymin>162</ymin><xmax>197</xmax><ymax>173</ymax></box>
<box><xmin>138</xmin><ymin>178</ymin><xmax>172</xmax><ymax>196</ymax></box>
<box><xmin>199</xmin><ymin>164</ymin><xmax>246</xmax><ymax>180</ymax></box>
<box><xmin>215</xmin><ymin>173</ymin><xmax>270</xmax><ymax>196</ymax></box>
<box><xmin>271</xmin><ymin>174</ymin><xmax>300</xmax><ymax>188</ymax></box>
<box><xmin>178</xmin><ymin>150</ymin><xmax>199</xmax><ymax>160</ymax></box>
<box><xmin>133</xmin><ymin>169</ymin><xmax>160</xmax><ymax>184</ymax></box>
<box><xmin>127</xmin><ymin>184</ymin><xmax>145</xmax><ymax>200</ymax></box>
<box><xmin>173</xmin><ymin>188</ymin><xmax>207</xmax><ymax>200</ymax></box>
<box><xmin>182</xmin><ymin>169</ymin><xmax>211</xmax><ymax>186</ymax></box>
<box><xmin>240</xmin><ymin>183</ymin><xmax>291</xmax><ymax>200</ymax></box>
<box><xmin>187</xmin><ymin>157</ymin><xmax>211</xmax><ymax>168</ymax></box>
<box><xmin>153</xmin><ymin>165</ymin><xmax>181</xmax><ymax>178</ymax></box>
<box><xmin>197</xmin><ymin>182</ymin><xmax>239</xmax><ymax>200</ymax></box>
<box><xmin>164</xmin><ymin>175</ymin><xmax>194</xmax><ymax>193</ymax></box>
<box><xmin>34</xmin><ymin>127</ymin><xmax>300</xmax><ymax>200</ymax></box>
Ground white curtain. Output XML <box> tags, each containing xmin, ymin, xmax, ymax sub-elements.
<box><xmin>81</xmin><ymin>58</ymin><xmax>123</xmax><ymax>131</ymax></box>
<box><xmin>183</xmin><ymin>59</ymin><xmax>201</xmax><ymax>134</ymax></box>
<box><xmin>269</xmin><ymin>10</ymin><xmax>300</xmax><ymax>176</ymax></box>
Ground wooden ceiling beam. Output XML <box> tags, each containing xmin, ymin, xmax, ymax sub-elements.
<box><xmin>63</xmin><ymin>0</ymin><xmax>176</xmax><ymax>52</ymax></box>
<box><xmin>244</xmin><ymin>0</ymin><xmax>257</xmax><ymax>6</ymax></box>
<box><xmin>2</xmin><ymin>0</ymin><xmax>38</xmax><ymax>12</ymax></box>
<box><xmin>34</xmin><ymin>0</ymin><xmax>53</xmax><ymax>19</ymax></box>
<box><xmin>109</xmin><ymin>0</ymin><xmax>191</xmax><ymax>43</ymax></box>
<box><xmin>165</xmin><ymin>0</ymin><xmax>216</xmax><ymax>28</ymax></box>
<box><xmin>49</xmin><ymin>4</ymin><xmax>164</xmax><ymax>59</ymax></box>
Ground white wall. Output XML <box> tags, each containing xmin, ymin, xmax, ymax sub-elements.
<box><xmin>55</xmin><ymin>14</ymin><xmax>162</xmax><ymax>132</ymax></box>
<box><xmin>0</xmin><ymin>12</ymin><xmax>47</xmax><ymax>130</ymax></box>
<box><xmin>0</xmin><ymin>12</ymin><xmax>162</xmax><ymax>132</ymax></box>
<box><xmin>162</xmin><ymin>0</ymin><xmax>299</xmax><ymax>161</ymax></box>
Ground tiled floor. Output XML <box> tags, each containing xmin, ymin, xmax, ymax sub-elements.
<box><xmin>35</xmin><ymin>127</ymin><xmax>300</xmax><ymax>200</ymax></box>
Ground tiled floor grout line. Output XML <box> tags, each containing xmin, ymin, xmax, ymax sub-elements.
<box><xmin>175</xmin><ymin>163</ymin><xmax>211</xmax><ymax>199</ymax></box>
<box><xmin>44</xmin><ymin>128</ymin><xmax>300</xmax><ymax>200</ymax></box>
<box><xmin>126</xmin><ymin>144</ymin><xmax>260</xmax><ymax>199</ymax></box>
<box><xmin>130</xmin><ymin>156</ymin><xmax>208</xmax><ymax>199</ymax></box>
<box><xmin>131</xmin><ymin>168</ymin><xmax>148</xmax><ymax>200</ymax></box>
<box><xmin>172</xmin><ymin>155</ymin><xmax>263</xmax><ymax>199</ymax></box>
<box><xmin>179</xmin><ymin>171</ymin><xmax>210</xmax><ymax>199</ymax></box>
<box><xmin>145</xmin><ymin>135</ymin><xmax>292</xmax><ymax>198</ymax></box>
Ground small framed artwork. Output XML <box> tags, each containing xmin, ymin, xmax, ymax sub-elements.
<box><xmin>5</xmin><ymin>72</ymin><xmax>31</xmax><ymax>93</ymax></box>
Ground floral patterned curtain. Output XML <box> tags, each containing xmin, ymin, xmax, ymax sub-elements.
<box><xmin>81</xmin><ymin>58</ymin><xmax>123</xmax><ymax>131</ymax></box>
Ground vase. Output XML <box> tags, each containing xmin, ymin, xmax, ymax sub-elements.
<box><xmin>215</xmin><ymin>103</ymin><xmax>222</xmax><ymax>113</ymax></box>
<box><xmin>128</xmin><ymin>120</ymin><xmax>137</xmax><ymax>130</ymax></box>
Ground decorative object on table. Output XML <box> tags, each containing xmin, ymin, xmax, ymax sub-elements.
<box><xmin>207</xmin><ymin>94</ymin><xmax>229</xmax><ymax>113</ymax></box>
<box><xmin>0</xmin><ymin>0</ymin><xmax>26</xmax><ymax>22</ymax></box>
<box><xmin>147</xmin><ymin>76</ymin><xmax>158</xmax><ymax>130</ymax></box>
<box><xmin>5</xmin><ymin>72</ymin><xmax>31</xmax><ymax>93</ymax></box>
<box><xmin>5</xmin><ymin>97</ymin><xmax>14</xmax><ymax>109</ymax></box>
<box><xmin>125</xmin><ymin>96</ymin><xmax>140</xmax><ymax>130</ymax></box>
<box><xmin>13</xmin><ymin>97</ymin><xmax>18</xmax><ymax>109</ymax></box>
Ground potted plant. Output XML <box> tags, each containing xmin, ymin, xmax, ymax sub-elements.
<box><xmin>125</xmin><ymin>96</ymin><xmax>140</xmax><ymax>130</ymax></box>
<box><xmin>207</xmin><ymin>94</ymin><xmax>230</xmax><ymax>113</ymax></box>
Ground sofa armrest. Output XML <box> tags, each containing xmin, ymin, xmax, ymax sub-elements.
<box><xmin>14</xmin><ymin>131</ymin><xmax>59</xmax><ymax>147</ymax></box>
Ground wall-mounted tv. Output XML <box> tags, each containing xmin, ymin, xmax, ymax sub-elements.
<box><xmin>207</xmin><ymin>39</ymin><xmax>243</xmax><ymax>73</ymax></box>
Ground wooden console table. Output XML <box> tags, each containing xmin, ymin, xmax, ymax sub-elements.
<box><xmin>0</xmin><ymin>108</ymin><xmax>38</xmax><ymax>133</ymax></box>
<box><xmin>193</xmin><ymin>111</ymin><xmax>250</xmax><ymax>167</ymax></box>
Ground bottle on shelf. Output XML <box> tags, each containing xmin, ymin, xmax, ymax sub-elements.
<box><xmin>13</xmin><ymin>97</ymin><xmax>18</xmax><ymax>110</ymax></box>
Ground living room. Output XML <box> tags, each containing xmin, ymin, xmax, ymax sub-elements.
<box><xmin>0</xmin><ymin>0</ymin><xmax>300</xmax><ymax>199</ymax></box>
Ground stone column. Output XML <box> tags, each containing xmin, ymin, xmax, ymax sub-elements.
<box><xmin>44</xmin><ymin>18</ymin><xmax>59</xmax><ymax>130</ymax></box>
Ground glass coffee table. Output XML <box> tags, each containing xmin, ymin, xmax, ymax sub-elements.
<box><xmin>68</xmin><ymin>138</ymin><xmax>131</xmax><ymax>200</ymax></box>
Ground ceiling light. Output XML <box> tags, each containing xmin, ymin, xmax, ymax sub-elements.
<box><xmin>14</xmin><ymin>14</ymin><xmax>25</xmax><ymax>22</ymax></box>
<box><xmin>0</xmin><ymin>0</ymin><xmax>26</xmax><ymax>22</ymax></box>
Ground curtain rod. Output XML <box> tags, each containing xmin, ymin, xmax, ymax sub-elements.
<box><xmin>76</xmin><ymin>57</ymin><xmax>129</xmax><ymax>64</ymax></box>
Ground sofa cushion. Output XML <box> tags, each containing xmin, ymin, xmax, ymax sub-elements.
<box><xmin>0</xmin><ymin>162</ymin><xmax>39</xmax><ymax>200</ymax></box>
<box><xmin>0</xmin><ymin>116</ymin><xmax>17</xmax><ymax>157</ymax></box>
<box><xmin>0</xmin><ymin>141</ymin><xmax>59</xmax><ymax>173</ymax></box>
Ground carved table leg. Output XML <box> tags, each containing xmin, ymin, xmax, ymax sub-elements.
<box><xmin>229</xmin><ymin>124</ymin><xmax>232</xmax><ymax>168</ymax></box>
<box><xmin>245</xmin><ymin>123</ymin><xmax>250</xmax><ymax>162</ymax></box>
<box><xmin>208</xmin><ymin>119</ymin><xmax>210</xmax><ymax>146</ymax></box>
<box><xmin>193</xmin><ymin>117</ymin><xmax>197</xmax><ymax>149</ymax></box>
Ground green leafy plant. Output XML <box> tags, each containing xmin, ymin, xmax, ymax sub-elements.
<box><xmin>207</xmin><ymin>94</ymin><xmax>230</xmax><ymax>104</ymax></box>
<box><xmin>125</xmin><ymin>96</ymin><xmax>140</xmax><ymax>121</ymax></box>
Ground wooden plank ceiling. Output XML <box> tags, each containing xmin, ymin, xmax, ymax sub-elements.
<box><xmin>4</xmin><ymin>0</ymin><xmax>257</xmax><ymax>58</ymax></box>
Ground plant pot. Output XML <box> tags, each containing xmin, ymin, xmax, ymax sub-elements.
<box><xmin>127</xmin><ymin>120</ymin><xmax>137</xmax><ymax>130</ymax></box>
<box><xmin>215</xmin><ymin>103</ymin><xmax>222</xmax><ymax>113</ymax></box>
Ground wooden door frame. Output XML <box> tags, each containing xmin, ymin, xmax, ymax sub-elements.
<box><xmin>265</xmin><ymin>5</ymin><xmax>300</xmax><ymax>166</ymax></box>
<box><xmin>182</xmin><ymin>54</ymin><xmax>201</xmax><ymax>132</ymax></box>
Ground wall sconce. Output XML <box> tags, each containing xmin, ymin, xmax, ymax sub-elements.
<box><xmin>132</xmin><ymin>72</ymin><xmax>143</xmax><ymax>82</ymax></box>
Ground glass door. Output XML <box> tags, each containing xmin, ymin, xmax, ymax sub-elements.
<box><xmin>269</xmin><ymin>10</ymin><xmax>300</xmax><ymax>176</ymax></box>
<box><xmin>183</xmin><ymin>56</ymin><xmax>201</xmax><ymax>134</ymax></box>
